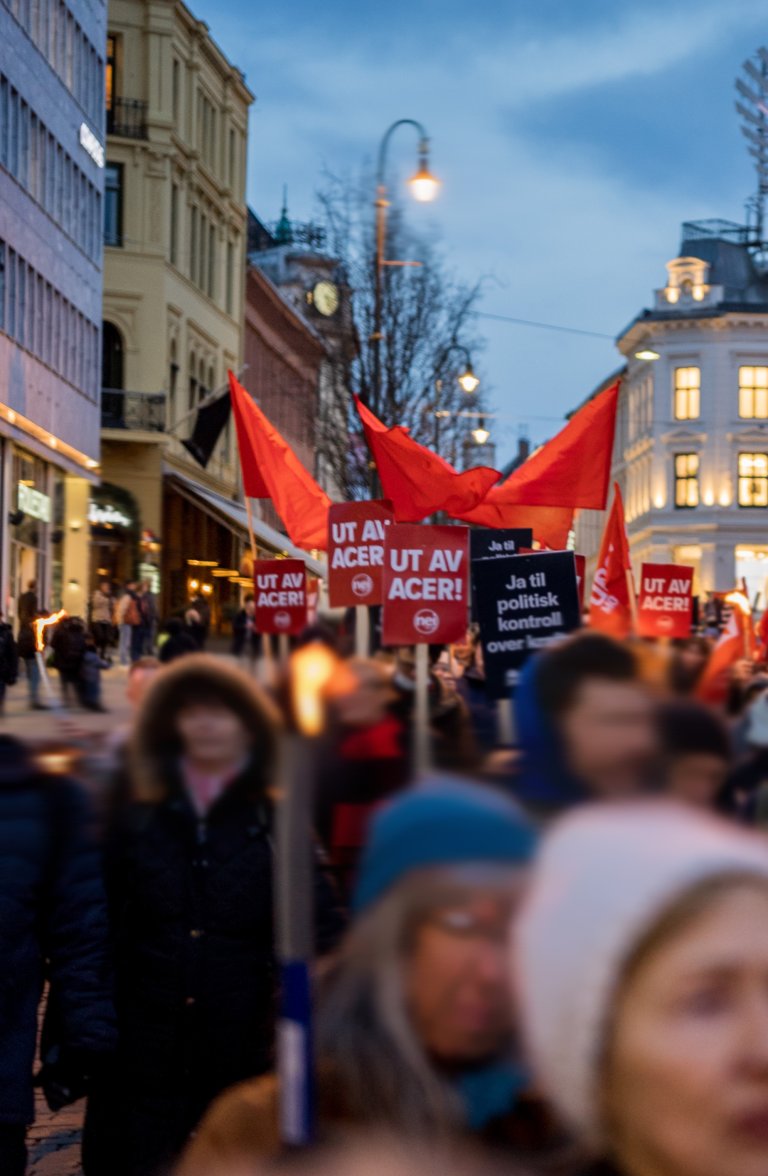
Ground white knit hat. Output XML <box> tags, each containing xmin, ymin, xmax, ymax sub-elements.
<box><xmin>514</xmin><ymin>801</ymin><xmax>768</xmax><ymax>1144</ymax></box>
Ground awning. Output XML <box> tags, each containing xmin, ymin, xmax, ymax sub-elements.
<box><xmin>164</xmin><ymin>467</ymin><xmax>327</xmax><ymax>579</ymax></box>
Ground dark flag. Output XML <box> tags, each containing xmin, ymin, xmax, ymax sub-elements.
<box><xmin>182</xmin><ymin>392</ymin><xmax>232</xmax><ymax>467</ymax></box>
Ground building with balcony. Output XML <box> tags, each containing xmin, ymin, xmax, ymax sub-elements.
<box><xmin>575</xmin><ymin>219</ymin><xmax>768</xmax><ymax>607</ymax></box>
<box><xmin>0</xmin><ymin>0</ymin><xmax>106</xmax><ymax>623</ymax></box>
<box><xmin>99</xmin><ymin>0</ymin><xmax>256</xmax><ymax>618</ymax></box>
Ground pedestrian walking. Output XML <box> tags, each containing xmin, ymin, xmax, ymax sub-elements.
<box><xmin>50</xmin><ymin>616</ymin><xmax>87</xmax><ymax>707</ymax></box>
<box><xmin>0</xmin><ymin>735</ymin><xmax>116</xmax><ymax>1176</ymax></box>
<box><xmin>231</xmin><ymin>595</ymin><xmax>259</xmax><ymax>670</ymax></box>
<box><xmin>515</xmin><ymin>802</ymin><xmax>768</xmax><ymax>1176</ymax></box>
<box><xmin>178</xmin><ymin>782</ymin><xmax>546</xmax><ymax>1175</ymax></box>
<box><xmin>0</xmin><ymin>613</ymin><xmax>19</xmax><ymax>716</ymax></box>
<box><xmin>80</xmin><ymin>636</ymin><xmax>110</xmax><ymax>712</ymax></box>
<box><xmin>139</xmin><ymin>580</ymin><xmax>157</xmax><ymax>654</ymax></box>
<box><xmin>157</xmin><ymin>616</ymin><xmax>200</xmax><ymax>664</ymax></box>
<box><xmin>83</xmin><ymin>655</ymin><xmax>344</xmax><ymax>1176</ymax></box>
<box><xmin>89</xmin><ymin>581</ymin><xmax>113</xmax><ymax>659</ymax></box>
<box><xmin>16</xmin><ymin>581</ymin><xmax>43</xmax><ymax>709</ymax></box>
<box><xmin>114</xmin><ymin>584</ymin><xmax>133</xmax><ymax>667</ymax></box>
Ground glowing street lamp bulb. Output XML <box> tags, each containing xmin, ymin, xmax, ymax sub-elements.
<box><xmin>408</xmin><ymin>159</ymin><xmax>440</xmax><ymax>203</ymax></box>
<box><xmin>472</xmin><ymin>424</ymin><xmax>491</xmax><ymax>446</ymax></box>
<box><xmin>458</xmin><ymin>366</ymin><xmax>480</xmax><ymax>394</ymax></box>
<box><xmin>634</xmin><ymin>349</ymin><xmax>660</xmax><ymax>361</ymax></box>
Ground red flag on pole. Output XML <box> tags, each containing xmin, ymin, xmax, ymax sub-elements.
<box><xmin>229</xmin><ymin>371</ymin><xmax>331</xmax><ymax>550</ymax></box>
<box><xmin>697</xmin><ymin>592</ymin><xmax>754</xmax><ymax>702</ymax></box>
<box><xmin>588</xmin><ymin>483</ymin><xmax>635</xmax><ymax>637</ymax></box>
<box><xmin>354</xmin><ymin>396</ymin><xmax>500</xmax><ymax>521</ymax></box>
<box><xmin>451</xmin><ymin>499</ymin><xmax>574</xmax><ymax>549</ymax></box>
<box><xmin>479</xmin><ymin>379</ymin><xmax>620</xmax><ymax>511</ymax></box>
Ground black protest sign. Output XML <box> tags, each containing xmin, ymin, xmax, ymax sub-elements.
<box><xmin>474</xmin><ymin>551</ymin><xmax>581</xmax><ymax>698</ymax></box>
<box><xmin>469</xmin><ymin>528</ymin><xmax>534</xmax><ymax>622</ymax></box>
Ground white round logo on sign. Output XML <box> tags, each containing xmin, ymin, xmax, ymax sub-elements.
<box><xmin>414</xmin><ymin>608</ymin><xmax>440</xmax><ymax>637</ymax></box>
<box><xmin>274</xmin><ymin>611</ymin><xmax>291</xmax><ymax>630</ymax></box>
<box><xmin>351</xmin><ymin>573</ymin><xmax>374</xmax><ymax>598</ymax></box>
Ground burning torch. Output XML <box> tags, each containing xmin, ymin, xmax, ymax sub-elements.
<box><xmin>32</xmin><ymin>610</ymin><xmax>66</xmax><ymax>704</ymax></box>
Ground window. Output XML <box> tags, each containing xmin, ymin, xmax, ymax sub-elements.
<box><xmin>226</xmin><ymin>240</ymin><xmax>234</xmax><ymax>315</ymax></box>
<box><xmin>172</xmin><ymin>58</ymin><xmax>179</xmax><ymax>123</ymax></box>
<box><xmin>739</xmin><ymin>366</ymin><xmax>768</xmax><ymax>419</ymax></box>
<box><xmin>738</xmin><ymin>453</ymin><xmax>768</xmax><ymax>507</ymax></box>
<box><xmin>207</xmin><ymin>222</ymin><xmax>215</xmax><ymax>297</ymax></box>
<box><xmin>0</xmin><ymin>242</ymin><xmax>5</xmax><ymax>331</ymax></box>
<box><xmin>228</xmin><ymin>128</ymin><xmax>235</xmax><ymax>189</ymax></box>
<box><xmin>675</xmin><ymin>453</ymin><xmax>699</xmax><ymax>508</ymax></box>
<box><xmin>106</xmin><ymin>35</ymin><xmax>115</xmax><ymax>112</ymax></box>
<box><xmin>190</xmin><ymin>205</ymin><xmax>198</xmax><ymax>280</ymax></box>
<box><xmin>674</xmin><ymin>367</ymin><xmax>700</xmax><ymax>421</ymax></box>
<box><xmin>102</xmin><ymin>321</ymin><xmax>124</xmax><ymax>390</ymax></box>
<box><xmin>188</xmin><ymin>353</ymin><xmax>197</xmax><ymax>409</ymax></box>
<box><xmin>104</xmin><ymin>163</ymin><xmax>123</xmax><ymax>246</ymax></box>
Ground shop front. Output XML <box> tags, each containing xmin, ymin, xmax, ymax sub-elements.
<box><xmin>88</xmin><ymin>482</ymin><xmax>143</xmax><ymax>592</ymax></box>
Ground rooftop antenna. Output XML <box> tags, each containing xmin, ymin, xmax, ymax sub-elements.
<box><xmin>736</xmin><ymin>50</ymin><xmax>768</xmax><ymax>252</ymax></box>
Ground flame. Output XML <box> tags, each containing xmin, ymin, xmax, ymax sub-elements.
<box><xmin>725</xmin><ymin>591</ymin><xmax>751</xmax><ymax>618</ymax></box>
<box><xmin>33</xmin><ymin>609</ymin><xmax>66</xmax><ymax>653</ymax></box>
<box><xmin>290</xmin><ymin>642</ymin><xmax>339</xmax><ymax>737</ymax></box>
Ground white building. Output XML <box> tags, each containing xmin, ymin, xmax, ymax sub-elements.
<box><xmin>575</xmin><ymin>219</ymin><xmax>768</xmax><ymax>607</ymax></box>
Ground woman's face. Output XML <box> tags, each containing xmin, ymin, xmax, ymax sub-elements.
<box><xmin>604</xmin><ymin>882</ymin><xmax>768</xmax><ymax>1176</ymax></box>
<box><xmin>405</xmin><ymin>891</ymin><xmax>516</xmax><ymax>1064</ymax></box>
<box><xmin>175</xmin><ymin>702</ymin><xmax>251</xmax><ymax>767</ymax></box>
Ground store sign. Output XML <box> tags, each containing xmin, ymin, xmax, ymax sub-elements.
<box><xmin>253</xmin><ymin>559</ymin><xmax>307</xmax><ymax>635</ymax></box>
<box><xmin>79</xmin><ymin>122</ymin><xmax>105</xmax><ymax>168</ymax></box>
<box><xmin>89</xmin><ymin>502</ymin><xmax>132</xmax><ymax>528</ymax></box>
<box><xmin>327</xmin><ymin>500</ymin><xmax>394</xmax><ymax>607</ymax></box>
<box><xmin>382</xmin><ymin>524</ymin><xmax>469</xmax><ymax>646</ymax></box>
<box><xmin>17</xmin><ymin>482</ymin><xmax>51</xmax><ymax>523</ymax></box>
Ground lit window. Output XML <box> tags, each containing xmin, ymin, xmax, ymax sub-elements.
<box><xmin>106</xmin><ymin>35</ymin><xmax>115</xmax><ymax>112</ymax></box>
<box><xmin>739</xmin><ymin>366</ymin><xmax>768</xmax><ymax>419</ymax></box>
<box><xmin>738</xmin><ymin>452</ymin><xmax>768</xmax><ymax>507</ymax></box>
<box><xmin>675</xmin><ymin>453</ymin><xmax>699</xmax><ymax>508</ymax></box>
<box><xmin>103</xmin><ymin>163</ymin><xmax>122</xmax><ymax>247</ymax></box>
<box><xmin>674</xmin><ymin>367</ymin><xmax>700</xmax><ymax>420</ymax></box>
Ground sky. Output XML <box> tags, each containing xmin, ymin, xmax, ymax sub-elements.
<box><xmin>192</xmin><ymin>0</ymin><xmax>768</xmax><ymax>465</ymax></box>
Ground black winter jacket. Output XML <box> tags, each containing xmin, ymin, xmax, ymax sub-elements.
<box><xmin>85</xmin><ymin>762</ymin><xmax>344</xmax><ymax>1174</ymax></box>
<box><xmin>0</xmin><ymin>623</ymin><xmax>18</xmax><ymax>685</ymax></box>
<box><xmin>0</xmin><ymin>737</ymin><xmax>115</xmax><ymax>1124</ymax></box>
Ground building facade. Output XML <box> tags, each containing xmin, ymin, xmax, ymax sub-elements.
<box><xmin>100</xmin><ymin>0</ymin><xmax>254</xmax><ymax>619</ymax></box>
<box><xmin>0</xmin><ymin>0</ymin><xmax>106</xmax><ymax>623</ymax></box>
<box><xmin>576</xmin><ymin>219</ymin><xmax>768</xmax><ymax>606</ymax></box>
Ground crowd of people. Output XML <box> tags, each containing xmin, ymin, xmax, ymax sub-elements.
<box><xmin>4</xmin><ymin>594</ymin><xmax>768</xmax><ymax>1176</ymax></box>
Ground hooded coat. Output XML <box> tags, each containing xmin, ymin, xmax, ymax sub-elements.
<box><xmin>0</xmin><ymin>736</ymin><xmax>115</xmax><ymax>1125</ymax></box>
<box><xmin>83</xmin><ymin>657</ymin><xmax>345</xmax><ymax>1176</ymax></box>
<box><xmin>511</xmin><ymin>656</ymin><xmax>588</xmax><ymax>817</ymax></box>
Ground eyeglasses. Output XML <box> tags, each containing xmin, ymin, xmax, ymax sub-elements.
<box><xmin>428</xmin><ymin>906</ymin><xmax>511</xmax><ymax>946</ymax></box>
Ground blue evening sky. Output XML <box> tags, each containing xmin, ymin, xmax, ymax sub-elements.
<box><xmin>192</xmin><ymin>0</ymin><xmax>767</xmax><ymax>464</ymax></box>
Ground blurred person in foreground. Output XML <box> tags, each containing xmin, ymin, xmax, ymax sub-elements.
<box><xmin>177</xmin><ymin>782</ymin><xmax>557</xmax><ymax>1176</ymax></box>
<box><xmin>391</xmin><ymin>646</ymin><xmax>479</xmax><ymax>771</ymax></box>
<box><xmin>513</xmin><ymin>632</ymin><xmax>657</xmax><ymax>816</ymax></box>
<box><xmin>515</xmin><ymin>801</ymin><xmax>768</xmax><ymax>1176</ymax></box>
<box><xmin>232</xmin><ymin>1135</ymin><xmax>534</xmax><ymax>1176</ymax></box>
<box><xmin>83</xmin><ymin>655</ymin><xmax>344</xmax><ymax>1176</ymax></box>
<box><xmin>0</xmin><ymin>735</ymin><xmax>115</xmax><ymax>1176</ymax></box>
<box><xmin>719</xmin><ymin>690</ymin><xmax>768</xmax><ymax>826</ymax></box>
<box><xmin>314</xmin><ymin>657</ymin><xmax>409</xmax><ymax>897</ymax></box>
<box><xmin>0</xmin><ymin>612</ymin><xmax>19</xmax><ymax>716</ymax></box>
<box><xmin>656</xmin><ymin>700</ymin><xmax>731</xmax><ymax>808</ymax></box>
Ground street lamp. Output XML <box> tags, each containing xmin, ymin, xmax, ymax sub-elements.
<box><xmin>472</xmin><ymin>417</ymin><xmax>491</xmax><ymax>446</ymax></box>
<box><xmin>371</xmin><ymin>119</ymin><xmax>439</xmax><ymax>425</ymax></box>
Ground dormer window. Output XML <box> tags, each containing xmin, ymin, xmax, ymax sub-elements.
<box><xmin>664</xmin><ymin>257</ymin><xmax>710</xmax><ymax>306</ymax></box>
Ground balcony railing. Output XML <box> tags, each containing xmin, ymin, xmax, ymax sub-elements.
<box><xmin>101</xmin><ymin>389</ymin><xmax>166</xmax><ymax>432</ymax></box>
<box><xmin>107</xmin><ymin>98</ymin><xmax>148</xmax><ymax>140</ymax></box>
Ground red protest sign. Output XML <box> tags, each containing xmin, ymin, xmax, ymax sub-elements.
<box><xmin>253</xmin><ymin>559</ymin><xmax>307</xmax><ymax>635</ymax></box>
<box><xmin>328</xmin><ymin>500</ymin><xmax>394</xmax><ymax>607</ymax></box>
<box><xmin>637</xmin><ymin>563</ymin><xmax>694</xmax><ymax>638</ymax></box>
<box><xmin>382</xmin><ymin>524</ymin><xmax>469</xmax><ymax>645</ymax></box>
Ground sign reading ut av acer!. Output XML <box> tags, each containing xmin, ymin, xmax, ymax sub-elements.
<box><xmin>327</xmin><ymin>500</ymin><xmax>394</xmax><ymax>607</ymax></box>
<box><xmin>253</xmin><ymin>559</ymin><xmax>307</xmax><ymax>635</ymax></box>
<box><xmin>382</xmin><ymin>524</ymin><xmax>469</xmax><ymax>645</ymax></box>
<box><xmin>637</xmin><ymin>563</ymin><xmax>695</xmax><ymax>639</ymax></box>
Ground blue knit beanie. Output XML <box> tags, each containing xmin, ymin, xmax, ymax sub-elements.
<box><xmin>353</xmin><ymin>780</ymin><xmax>537</xmax><ymax>913</ymax></box>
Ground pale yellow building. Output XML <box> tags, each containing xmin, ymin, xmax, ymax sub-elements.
<box><xmin>99</xmin><ymin>0</ymin><xmax>256</xmax><ymax>616</ymax></box>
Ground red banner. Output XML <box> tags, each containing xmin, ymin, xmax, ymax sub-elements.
<box><xmin>574</xmin><ymin>554</ymin><xmax>586</xmax><ymax>612</ymax></box>
<box><xmin>637</xmin><ymin>563</ymin><xmax>694</xmax><ymax>638</ymax></box>
<box><xmin>328</xmin><ymin>500</ymin><xmax>394</xmax><ymax>607</ymax></box>
<box><xmin>382</xmin><ymin>524</ymin><xmax>469</xmax><ymax>645</ymax></box>
<box><xmin>253</xmin><ymin>559</ymin><xmax>307</xmax><ymax>635</ymax></box>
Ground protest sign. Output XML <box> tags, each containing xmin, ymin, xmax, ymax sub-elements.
<box><xmin>474</xmin><ymin>551</ymin><xmax>581</xmax><ymax>697</ymax></box>
<box><xmin>637</xmin><ymin>563</ymin><xmax>694</xmax><ymax>638</ymax></box>
<box><xmin>382</xmin><ymin>524</ymin><xmax>469</xmax><ymax>645</ymax></box>
<box><xmin>470</xmin><ymin>528</ymin><xmax>534</xmax><ymax>561</ymax></box>
<box><xmin>253</xmin><ymin>559</ymin><xmax>307</xmax><ymax>635</ymax></box>
<box><xmin>328</xmin><ymin>500</ymin><xmax>394</xmax><ymax>607</ymax></box>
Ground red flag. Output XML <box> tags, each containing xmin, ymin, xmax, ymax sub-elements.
<box><xmin>229</xmin><ymin>372</ymin><xmax>331</xmax><ymax>550</ymax></box>
<box><xmin>588</xmin><ymin>483</ymin><xmax>635</xmax><ymax>637</ymax></box>
<box><xmin>482</xmin><ymin>379</ymin><xmax>620</xmax><ymax>510</ymax></box>
<box><xmin>697</xmin><ymin>593</ymin><xmax>754</xmax><ymax>702</ymax></box>
<box><xmin>354</xmin><ymin>396</ymin><xmax>500</xmax><ymax>521</ymax></box>
<box><xmin>453</xmin><ymin>499</ymin><xmax>574</xmax><ymax>549</ymax></box>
